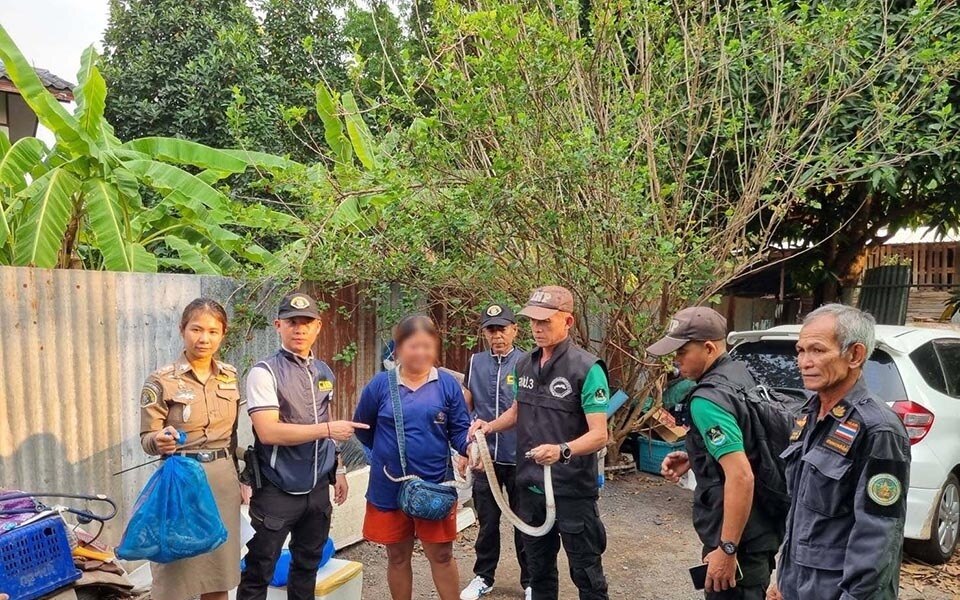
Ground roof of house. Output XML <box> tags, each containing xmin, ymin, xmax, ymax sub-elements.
<box><xmin>0</xmin><ymin>65</ymin><xmax>74</xmax><ymax>102</ymax></box>
<box><xmin>882</xmin><ymin>227</ymin><xmax>960</xmax><ymax>245</ymax></box>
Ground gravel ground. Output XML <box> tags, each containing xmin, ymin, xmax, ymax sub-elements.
<box><xmin>339</xmin><ymin>472</ymin><xmax>956</xmax><ymax>600</ymax></box>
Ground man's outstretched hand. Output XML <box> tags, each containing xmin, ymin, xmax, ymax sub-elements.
<box><xmin>661</xmin><ymin>451</ymin><xmax>691</xmax><ymax>483</ymax></box>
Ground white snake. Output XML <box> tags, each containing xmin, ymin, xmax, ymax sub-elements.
<box><xmin>383</xmin><ymin>431</ymin><xmax>556</xmax><ymax>537</ymax></box>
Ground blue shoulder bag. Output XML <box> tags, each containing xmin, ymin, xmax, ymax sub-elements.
<box><xmin>388</xmin><ymin>368</ymin><xmax>458</xmax><ymax>521</ymax></box>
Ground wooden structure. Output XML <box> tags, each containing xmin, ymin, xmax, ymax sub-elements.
<box><xmin>861</xmin><ymin>229</ymin><xmax>959</xmax><ymax>323</ymax></box>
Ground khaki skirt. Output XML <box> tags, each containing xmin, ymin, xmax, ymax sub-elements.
<box><xmin>150</xmin><ymin>457</ymin><xmax>241</xmax><ymax>600</ymax></box>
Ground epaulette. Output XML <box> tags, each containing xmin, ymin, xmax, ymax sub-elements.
<box><xmin>155</xmin><ymin>364</ymin><xmax>176</xmax><ymax>376</ymax></box>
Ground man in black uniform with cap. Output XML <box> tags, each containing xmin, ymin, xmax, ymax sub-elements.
<box><xmin>649</xmin><ymin>307</ymin><xmax>782</xmax><ymax>600</ymax></box>
<box><xmin>471</xmin><ymin>286</ymin><xmax>610</xmax><ymax>600</ymax></box>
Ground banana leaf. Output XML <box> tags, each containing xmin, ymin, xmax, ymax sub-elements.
<box><xmin>0</xmin><ymin>25</ymin><xmax>94</xmax><ymax>157</ymax></box>
<box><xmin>74</xmin><ymin>47</ymin><xmax>108</xmax><ymax>140</ymax></box>
<box><xmin>123</xmin><ymin>138</ymin><xmax>249</xmax><ymax>173</ymax></box>
<box><xmin>13</xmin><ymin>168</ymin><xmax>81</xmax><ymax>267</ymax></box>
<box><xmin>341</xmin><ymin>93</ymin><xmax>378</xmax><ymax>171</ymax></box>
<box><xmin>315</xmin><ymin>83</ymin><xmax>353</xmax><ymax>166</ymax></box>
<box><xmin>163</xmin><ymin>235</ymin><xmax>222</xmax><ymax>275</ymax></box>
<box><xmin>0</xmin><ymin>136</ymin><xmax>46</xmax><ymax>194</ymax></box>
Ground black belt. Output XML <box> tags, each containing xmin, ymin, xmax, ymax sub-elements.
<box><xmin>177</xmin><ymin>449</ymin><xmax>229</xmax><ymax>463</ymax></box>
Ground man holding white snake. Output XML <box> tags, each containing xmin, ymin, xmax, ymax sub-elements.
<box><xmin>470</xmin><ymin>286</ymin><xmax>610</xmax><ymax>600</ymax></box>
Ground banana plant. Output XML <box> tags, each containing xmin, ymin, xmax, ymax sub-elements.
<box><xmin>314</xmin><ymin>82</ymin><xmax>394</xmax><ymax>230</ymax></box>
<box><xmin>0</xmin><ymin>24</ymin><xmax>306</xmax><ymax>273</ymax></box>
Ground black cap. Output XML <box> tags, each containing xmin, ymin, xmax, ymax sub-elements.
<box><xmin>278</xmin><ymin>292</ymin><xmax>321</xmax><ymax>320</ymax></box>
<box><xmin>480</xmin><ymin>303</ymin><xmax>516</xmax><ymax>328</ymax></box>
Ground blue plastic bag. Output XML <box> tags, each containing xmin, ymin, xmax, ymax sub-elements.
<box><xmin>240</xmin><ymin>538</ymin><xmax>335</xmax><ymax>586</ymax></box>
<box><xmin>117</xmin><ymin>455</ymin><xmax>228</xmax><ymax>563</ymax></box>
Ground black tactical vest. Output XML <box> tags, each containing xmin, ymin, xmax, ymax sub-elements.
<box><xmin>686</xmin><ymin>354</ymin><xmax>782</xmax><ymax>552</ymax></box>
<box><xmin>515</xmin><ymin>337</ymin><xmax>606</xmax><ymax>498</ymax></box>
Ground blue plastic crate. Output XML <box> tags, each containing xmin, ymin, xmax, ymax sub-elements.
<box><xmin>634</xmin><ymin>436</ymin><xmax>686</xmax><ymax>475</ymax></box>
<box><xmin>0</xmin><ymin>516</ymin><xmax>81</xmax><ymax>600</ymax></box>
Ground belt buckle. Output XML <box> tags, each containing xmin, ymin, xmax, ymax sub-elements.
<box><xmin>198</xmin><ymin>451</ymin><xmax>213</xmax><ymax>463</ymax></box>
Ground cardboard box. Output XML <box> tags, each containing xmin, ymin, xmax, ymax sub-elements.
<box><xmin>636</xmin><ymin>407</ymin><xmax>686</xmax><ymax>443</ymax></box>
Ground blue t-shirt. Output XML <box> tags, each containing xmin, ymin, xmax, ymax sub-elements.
<box><xmin>353</xmin><ymin>369</ymin><xmax>471</xmax><ymax>510</ymax></box>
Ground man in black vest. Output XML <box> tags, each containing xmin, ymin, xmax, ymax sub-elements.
<box><xmin>648</xmin><ymin>307</ymin><xmax>781</xmax><ymax>600</ymax></box>
<box><xmin>471</xmin><ymin>286</ymin><xmax>610</xmax><ymax>600</ymax></box>
<box><xmin>460</xmin><ymin>303</ymin><xmax>529</xmax><ymax>600</ymax></box>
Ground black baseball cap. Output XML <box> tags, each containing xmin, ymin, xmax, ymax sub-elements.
<box><xmin>646</xmin><ymin>306</ymin><xmax>728</xmax><ymax>356</ymax></box>
<box><xmin>278</xmin><ymin>292</ymin><xmax>321</xmax><ymax>320</ymax></box>
<box><xmin>481</xmin><ymin>303</ymin><xmax>516</xmax><ymax>328</ymax></box>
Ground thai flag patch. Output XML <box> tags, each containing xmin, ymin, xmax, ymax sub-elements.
<box><xmin>834</xmin><ymin>420</ymin><xmax>860</xmax><ymax>442</ymax></box>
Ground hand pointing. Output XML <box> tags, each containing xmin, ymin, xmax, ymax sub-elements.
<box><xmin>326</xmin><ymin>420</ymin><xmax>370</xmax><ymax>442</ymax></box>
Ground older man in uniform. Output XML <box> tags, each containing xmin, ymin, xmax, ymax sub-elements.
<box><xmin>461</xmin><ymin>303</ymin><xmax>530</xmax><ymax>600</ymax></box>
<box><xmin>768</xmin><ymin>304</ymin><xmax>911</xmax><ymax>600</ymax></box>
<box><xmin>471</xmin><ymin>286</ymin><xmax>610</xmax><ymax>600</ymax></box>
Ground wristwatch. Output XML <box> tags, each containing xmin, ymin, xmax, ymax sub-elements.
<box><xmin>720</xmin><ymin>540</ymin><xmax>738</xmax><ymax>555</ymax></box>
<box><xmin>558</xmin><ymin>443</ymin><xmax>573</xmax><ymax>464</ymax></box>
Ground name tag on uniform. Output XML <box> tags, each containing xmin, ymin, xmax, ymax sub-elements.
<box><xmin>318</xmin><ymin>380</ymin><xmax>334</xmax><ymax>392</ymax></box>
<box><xmin>218</xmin><ymin>382</ymin><xmax>237</xmax><ymax>390</ymax></box>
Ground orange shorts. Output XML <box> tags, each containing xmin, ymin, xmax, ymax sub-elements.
<box><xmin>363</xmin><ymin>502</ymin><xmax>458</xmax><ymax>545</ymax></box>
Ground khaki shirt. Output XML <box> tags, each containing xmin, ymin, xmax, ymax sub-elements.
<box><xmin>139</xmin><ymin>354</ymin><xmax>241</xmax><ymax>455</ymax></box>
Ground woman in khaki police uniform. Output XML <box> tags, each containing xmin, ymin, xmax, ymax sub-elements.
<box><xmin>139</xmin><ymin>298</ymin><xmax>246</xmax><ymax>600</ymax></box>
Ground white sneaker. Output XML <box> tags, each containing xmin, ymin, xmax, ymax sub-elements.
<box><xmin>460</xmin><ymin>576</ymin><xmax>493</xmax><ymax>600</ymax></box>
<box><xmin>525</xmin><ymin>587</ymin><xmax>533</xmax><ymax>600</ymax></box>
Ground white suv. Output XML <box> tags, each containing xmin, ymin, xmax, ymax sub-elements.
<box><xmin>728</xmin><ymin>325</ymin><xmax>960</xmax><ymax>564</ymax></box>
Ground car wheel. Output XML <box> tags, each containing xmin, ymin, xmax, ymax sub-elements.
<box><xmin>906</xmin><ymin>473</ymin><xmax>960</xmax><ymax>564</ymax></box>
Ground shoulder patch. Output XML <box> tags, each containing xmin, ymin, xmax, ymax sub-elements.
<box><xmin>865</xmin><ymin>457</ymin><xmax>908</xmax><ymax>517</ymax></box>
<box><xmin>706</xmin><ymin>426</ymin><xmax>727</xmax><ymax>447</ymax></box>
<box><xmin>867</xmin><ymin>474</ymin><xmax>901</xmax><ymax>506</ymax></box>
<box><xmin>140</xmin><ymin>381</ymin><xmax>162</xmax><ymax>408</ymax></box>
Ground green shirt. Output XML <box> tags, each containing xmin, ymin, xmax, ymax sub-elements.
<box><xmin>510</xmin><ymin>363</ymin><xmax>610</xmax><ymax>413</ymax></box>
<box><xmin>689</xmin><ymin>396</ymin><xmax>744</xmax><ymax>460</ymax></box>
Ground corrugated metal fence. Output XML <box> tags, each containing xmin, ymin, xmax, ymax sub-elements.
<box><xmin>0</xmin><ymin>266</ymin><xmax>378</xmax><ymax>540</ymax></box>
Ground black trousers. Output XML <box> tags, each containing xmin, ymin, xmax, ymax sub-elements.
<box><xmin>702</xmin><ymin>547</ymin><xmax>775</xmax><ymax>600</ymax></box>
<box><xmin>517</xmin><ymin>488</ymin><xmax>608</xmax><ymax>600</ymax></box>
<box><xmin>237</xmin><ymin>480</ymin><xmax>332</xmax><ymax>600</ymax></box>
<box><xmin>472</xmin><ymin>462</ymin><xmax>530</xmax><ymax>588</ymax></box>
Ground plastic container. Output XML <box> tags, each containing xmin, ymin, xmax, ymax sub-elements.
<box><xmin>314</xmin><ymin>558</ymin><xmax>363</xmax><ymax>599</ymax></box>
<box><xmin>634</xmin><ymin>436</ymin><xmax>686</xmax><ymax>475</ymax></box>
<box><xmin>228</xmin><ymin>557</ymin><xmax>363</xmax><ymax>600</ymax></box>
<box><xmin>241</xmin><ymin>539</ymin><xmax>336</xmax><ymax>586</ymax></box>
<box><xmin>0</xmin><ymin>516</ymin><xmax>82</xmax><ymax>600</ymax></box>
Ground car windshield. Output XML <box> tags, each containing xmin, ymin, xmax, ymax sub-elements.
<box><xmin>729</xmin><ymin>339</ymin><xmax>907</xmax><ymax>403</ymax></box>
